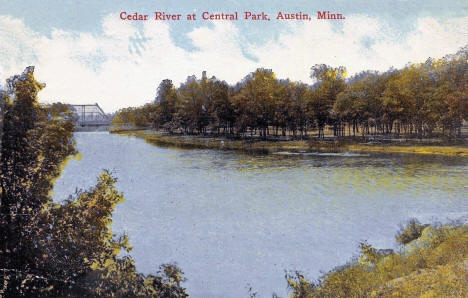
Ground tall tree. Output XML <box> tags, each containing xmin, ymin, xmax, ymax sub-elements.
<box><xmin>0</xmin><ymin>67</ymin><xmax>76</xmax><ymax>295</ymax></box>
<box><xmin>154</xmin><ymin>79</ymin><xmax>179</xmax><ymax>131</ymax></box>
<box><xmin>234</xmin><ymin>69</ymin><xmax>278</xmax><ymax>138</ymax></box>
<box><xmin>0</xmin><ymin>68</ymin><xmax>188</xmax><ymax>297</ymax></box>
<box><xmin>309</xmin><ymin>64</ymin><xmax>346</xmax><ymax>138</ymax></box>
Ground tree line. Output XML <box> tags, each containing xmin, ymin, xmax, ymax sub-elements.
<box><xmin>113</xmin><ymin>46</ymin><xmax>468</xmax><ymax>140</ymax></box>
<box><xmin>1</xmin><ymin>66</ymin><xmax>465</xmax><ymax>297</ymax></box>
<box><xmin>0</xmin><ymin>68</ymin><xmax>188</xmax><ymax>297</ymax></box>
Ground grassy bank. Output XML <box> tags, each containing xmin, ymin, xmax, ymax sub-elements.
<box><xmin>112</xmin><ymin>129</ymin><xmax>468</xmax><ymax>157</ymax></box>
<box><xmin>346</xmin><ymin>144</ymin><xmax>468</xmax><ymax>157</ymax></box>
<box><xmin>287</xmin><ymin>221</ymin><xmax>468</xmax><ymax>298</ymax></box>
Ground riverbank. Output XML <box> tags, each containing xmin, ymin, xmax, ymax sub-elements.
<box><xmin>288</xmin><ymin>222</ymin><xmax>468</xmax><ymax>297</ymax></box>
<box><xmin>111</xmin><ymin>129</ymin><xmax>468</xmax><ymax>157</ymax></box>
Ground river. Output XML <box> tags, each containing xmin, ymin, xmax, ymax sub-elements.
<box><xmin>52</xmin><ymin>132</ymin><xmax>468</xmax><ymax>298</ymax></box>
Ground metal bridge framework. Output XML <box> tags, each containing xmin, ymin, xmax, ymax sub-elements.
<box><xmin>69</xmin><ymin>103</ymin><xmax>110</xmax><ymax>127</ymax></box>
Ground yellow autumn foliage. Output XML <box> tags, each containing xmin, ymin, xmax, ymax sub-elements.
<box><xmin>289</xmin><ymin>224</ymin><xmax>468</xmax><ymax>298</ymax></box>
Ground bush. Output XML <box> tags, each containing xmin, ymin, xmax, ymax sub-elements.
<box><xmin>396</xmin><ymin>218</ymin><xmax>428</xmax><ymax>245</ymax></box>
<box><xmin>287</xmin><ymin>223</ymin><xmax>468</xmax><ymax>298</ymax></box>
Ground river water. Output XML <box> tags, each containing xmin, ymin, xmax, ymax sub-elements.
<box><xmin>52</xmin><ymin>132</ymin><xmax>468</xmax><ymax>298</ymax></box>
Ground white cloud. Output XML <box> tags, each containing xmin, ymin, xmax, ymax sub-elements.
<box><xmin>0</xmin><ymin>15</ymin><xmax>38</xmax><ymax>82</ymax></box>
<box><xmin>0</xmin><ymin>14</ymin><xmax>466</xmax><ymax>112</ymax></box>
<box><xmin>252</xmin><ymin>15</ymin><xmax>468</xmax><ymax>82</ymax></box>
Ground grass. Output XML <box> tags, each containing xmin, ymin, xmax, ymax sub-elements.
<box><xmin>347</xmin><ymin>144</ymin><xmax>468</xmax><ymax>157</ymax></box>
<box><xmin>112</xmin><ymin>129</ymin><xmax>468</xmax><ymax>157</ymax></box>
<box><xmin>287</xmin><ymin>223</ymin><xmax>468</xmax><ymax>298</ymax></box>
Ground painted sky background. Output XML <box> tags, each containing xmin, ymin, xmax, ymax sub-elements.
<box><xmin>1</xmin><ymin>0</ymin><xmax>467</xmax><ymax>112</ymax></box>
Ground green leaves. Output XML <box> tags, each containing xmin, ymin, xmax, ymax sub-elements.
<box><xmin>0</xmin><ymin>68</ymin><xmax>188</xmax><ymax>297</ymax></box>
<box><xmin>113</xmin><ymin>47</ymin><xmax>467</xmax><ymax>140</ymax></box>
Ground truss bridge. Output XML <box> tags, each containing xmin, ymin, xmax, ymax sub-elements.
<box><xmin>69</xmin><ymin>103</ymin><xmax>110</xmax><ymax>127</ymax></box>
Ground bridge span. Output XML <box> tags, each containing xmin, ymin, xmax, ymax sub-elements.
<box><xmin>69</xmin><ymin>103</ymin><xmax>111</xmax><ymax>128</ymax></box>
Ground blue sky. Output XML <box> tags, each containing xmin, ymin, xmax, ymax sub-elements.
<box><xmin>1</xmin><ymin>0</ymin><xmax>467</xmax><ymax>111</ymax></box>
<box><xmin>2</xmin><ymin>0</ymin><xmax>466</xmax><ymax>48</ymax></box>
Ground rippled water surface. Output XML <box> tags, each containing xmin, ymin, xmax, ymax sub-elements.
<box><xmin>53</xmin><ymin>132</ymin><xmax>468</xmax><ymax>298</ymax></box>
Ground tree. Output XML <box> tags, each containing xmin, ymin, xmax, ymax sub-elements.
<box><xmin>208</xmin><ymin>78</ymin><xmax>233</xmax><ymax>134</ymax></box>
<box><xmin>0</xmin><ymin>67</ymin><xmax>188</xmax><ymax>297</ymax></box>
<box><xmin>434</xmin><ymin>48</ymin><xmax>468</xmax><ymax>138</ymax></box>
<box><xmin>288</xmin><ymin>82</ymin><xmax>310</xmax><ymax>138</ymax></box>
<box><xmin>154</xmin><ymin>79</ymin><xmax>179</xmax><ymax>131</ymax></box>
<box><xmin>177</xmin><ymin>75</ymin><xmax>208</xmax><ymax>134</ymax></box>
<box><xmin>309</xmin><ymin>64</ymin><xmax>346</xmax><ymax>138</ymax></box>
<box><xmin>112</xmin><ymin>45</ymin><xmax>468</xmax><ymax>140</ymax></box>
<box><xmin>334</xmin><ymin>72</ymin><xmax>384</xmax><ymax>137</ymax></box>
<box><xmin>233</xmin><ymin>69</ymin><xmax>278</xmax><ymax>138</ymax></box>
<box><xmin>0</xmin><ymin>67</ymin><xmax>76</xmax><ymax>295</ymax></box>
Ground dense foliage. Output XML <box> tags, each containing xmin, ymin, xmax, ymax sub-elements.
<box><xmin>113</xmin><ymin>47</ymin><xmax>468</xmax><ymax>139</ymax></box>
<box><xmin>286</xmin><ymin>221</ymin><xmax>468</xmax><ymax>297</ymax></box>
<box><xmin>0</xmin><ymin>69</ymin><xmax>188</xmax><ymax>297</ymax></box>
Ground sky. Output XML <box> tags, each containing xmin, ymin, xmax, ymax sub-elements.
<box><xmin>0</xmin><ymin>0</ymin><xmax>467</xmax><ymax>112</ymax></box>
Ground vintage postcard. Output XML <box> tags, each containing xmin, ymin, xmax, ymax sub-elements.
<box><xmin>0</xmin><ymin>0</ymin><xmax>467</xmax><ymax>297</ymax></box>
